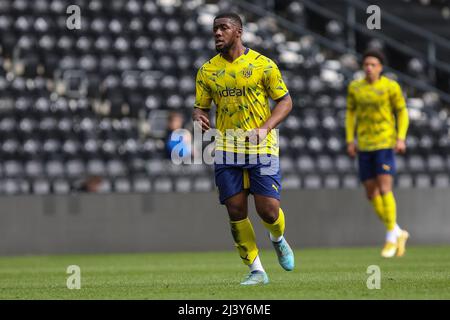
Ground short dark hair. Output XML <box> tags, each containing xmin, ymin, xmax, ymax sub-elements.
<box><xmin>363</xmin><ymin>49</ymin><xmax>385</xmax><ymax>65</ymax></box>
<box><xmin>214</xmin><ymin>12</ymin><xmax>242</xmax><ymax>28</ymax></box>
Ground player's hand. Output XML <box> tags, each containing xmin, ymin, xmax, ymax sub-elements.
<box><xmin>247</xmin><ymin>128</ymin><xmax>269</xmax><ymax>145</ymax></box>
<box><xmin>192</xmin><ymin>108</ymin><xmax>210</xmax><ymax>132</ymax></box>
<box><xmin>347</xmin><ymin>142</ymin><xmax>357</xmax><ymax>158</ymax></box>
<box><xmin>395</xmin><ymin>139</ymin><xmax>406</xmax><ymax>154</ymax></box>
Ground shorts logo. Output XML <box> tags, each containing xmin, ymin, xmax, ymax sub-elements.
<box><xmin>241</xmin><ymin>68</ymin><xmax>252</xmax><ymax>78</ymax></box>
<box><xmin>382</xmin><ymin>164</ymin><xmax>391</xmax><ymax>171</ymax></box>
<box><xmin>272</xmin><ymin>184</ymin><xmax>279</xmax><ymax>193</ymax></box>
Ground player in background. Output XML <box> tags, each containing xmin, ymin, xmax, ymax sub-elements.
<box><xmin>192</xmin><ymin>13</ymin><xmax>295</xmax><ymax>285</ymax></box>
<box><xmin>346</xmin><ymin>49</ymin><xmax>410</xmax><ymax>258</ymax></box>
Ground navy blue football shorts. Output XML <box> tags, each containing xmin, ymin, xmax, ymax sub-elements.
<box><xmin>214</xmin><ymin>151</ymin><xmax>282</xmax><ymax>205</ymax></box>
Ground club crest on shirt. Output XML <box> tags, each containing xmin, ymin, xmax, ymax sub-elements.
<box><xmin>241</xmin><ymin>68</ymin><xmax>252</xmax><ymax>78</ymax></box>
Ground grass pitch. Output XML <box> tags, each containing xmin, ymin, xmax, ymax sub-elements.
<box><xmin>0</xmin><ymin>245</ymin><xmax>449</xmax><ymax>299</ymax></box>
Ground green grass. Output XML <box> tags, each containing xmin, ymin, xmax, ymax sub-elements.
<box><xmin>0</xmin><ymin>245</ymin><xmax>449</xmax><ymax>299</ymax></box>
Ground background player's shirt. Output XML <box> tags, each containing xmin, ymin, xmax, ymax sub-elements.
<box><xmin>347</xmin><ymin>76</ymin><xmax>407</xmax><ymax>151</ymax></box>
<box><xmin>194</xmin><ymin>48</ymin><xmax>289</xmax><ymax>155</ymax></box>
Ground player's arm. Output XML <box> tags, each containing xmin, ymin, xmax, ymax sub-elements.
<box><xmin>260</xmin><ymin>94</ymin><xmax>292</xmax><ymax>132</ymax></box>
<box><xmin>192</xmin><ymin>107</ymin><xmax>210</xmax><ymax>131</ymax></box>
<box><xmin>391</xmin><ymin>81</ymin><xmax>409</xmax><ymax>154</ymax></box>
<box><xmin>345</xmin><ymin>84</ymin><xmax>357</xmax><ymax>158</ymax></box>
<box><xmin>395</xmin><ymin>108</ymin><xmax>408</xmax><ymax>153</ymax></box>
<box><xmin>248</xmin><ymin>94</ymin><xmax>292</xmax><ymax>145</ymax></box>
<box><xmin>250</xmin><ymin>61</ymin><xmax>292</xmax><ymax>144</ymax></box>
<box><xmin>192</xmin><ymin>67</ymin><xmax>212</xmax><ymax>132</ymax></box>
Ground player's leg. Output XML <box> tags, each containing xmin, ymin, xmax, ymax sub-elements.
<box><xmin>249</xmin><ymin>155</ymin><xmax>294</xmax><ymax>271</ymax></box>
<box><xmin>375</xmin><ymin>149</ymin><xmax>409</xmax><ymax>257</ymax></box>
<box><xmin>225</xmin><ymin>190</ymin><xmax>256</xmax><ymax>266</ymax></box>
<box><xmin>215</xmin><ymin>160</ymin><xmax>268</xmax><ymax>285</ymax></box>
<box><xmin>225</xmin><ymin>191</ymin><xmax>269</xmax><ymax>285</ymax></box>
<box><xmin>376</xmin><ymin>174</ymin><xmax>409</xmax><ymax>257</ymax></box>
<box><xmin>359</xmin><ymin>150</ymin><xmax>395</xmax><ymax>257</ymax></box>
<box><xmin>226</xmin><ymin>190</ymin><xmax>255</xmax><ymax>264</ymax></box>
<box><xmin>253</xmin><ymin>194</ymin><xmax>282</xmax><ymax>241</ymax></box>
<box><xmin>376</xmin><ymin>173</ymin><xmax>397</xmax><ymax>232</ymax></box>
<box><xmin>363</xmin><ymin>178</ymin><xmax>386</xmax><ymax>225</ymax></box>
<box><xmin>253</xmin><ymin>194</ymin><xmax>294</xmax><ymax>271</ymax></box>
<box><xmin>359</xmin><ymin>151</ymin><xmax>388</xmax><ymax>228</ymax></box>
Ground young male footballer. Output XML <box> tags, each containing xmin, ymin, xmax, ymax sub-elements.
<box><xmin>192</xmin><ymin>13</ymin><xmax>295</xmax><ymax>285</ymax></box>
<box><xmin>346</xmin><ymin>49</ymin><xmax>410</xmax><ymax>258</ymax></box>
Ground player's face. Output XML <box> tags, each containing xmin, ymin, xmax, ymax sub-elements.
<box><xmin>363</xmin><ymin>57</ymin><xmax>383</xmax><ymax>80</ymax></box>
<box><xmin>213</xmin><ymin>18</ymin><xmax>241</xmax><ymax>53</ymax></box>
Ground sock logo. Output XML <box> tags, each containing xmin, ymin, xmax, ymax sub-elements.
<box><xmin>240</xmin><ymin>254</ymin><xmax>250</xmax><ymax>262</ymax></box>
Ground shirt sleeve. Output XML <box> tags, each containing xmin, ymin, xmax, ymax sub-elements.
<box><xmin>389</xmin><ymin>80</ymin><xmax>407</xmax><ymax>111</ymax></box>
<box><xmin>345</xmin><ymin>83</ymin><xmax>356</xmax><ymax>143</ymax></box>
<box><xmin>389</xmin><ymin>81</ymin><xmax>409</xmax><ymax>139</ymax></box>
<box><xmin>347</xmin><ymin>83</ymin><xmax>356</xmax><ymax>111</ymax></box>
<box><xmin>262</xmin><ymin>59</ymin><xmax>289</xmax><ymax>101</ymax></box>
<box><xmin>396</xmin><ymin>107</ymin><xmax>409</xmax><ymax>140</ymax></box>
<box><xmin>194</xmin><ymin>67</ymin><xmax>212</xmax><ymax>110</ymax></box>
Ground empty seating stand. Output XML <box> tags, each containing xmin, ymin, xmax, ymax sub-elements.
<box><xmin>0</xmin><ymin>0</ymin><xmax>448</xmax><ymax>194</ymax></box>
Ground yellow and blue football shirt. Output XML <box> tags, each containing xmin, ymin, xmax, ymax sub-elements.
<box><xmin>346</xmin><ymin>75</ymin><xmax>408</xmax><ymax>151</ymax></box>
<box><xmin>194</xmin><ymin>48</ymin><xmax>289</xmax><ymax>155</ymax></box>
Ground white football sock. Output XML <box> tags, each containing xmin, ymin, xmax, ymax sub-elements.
<box><xmin>270</xmin><ymin>233</ymin><xmax>283</xmax><ymax>243</ymax></box>
<box><xmin>394</xmin><ymin>224</ymin><xmax>402</xmax><ymax>236</ymax></box>
<box><xmin>249</xmin><ymin>255</ymin><xmax>265</xmax><ymax>273</ymax></box>
<box><xmin>386</xmin><ymin>224</ymin><xmax>402</xmax><ymax>243</ymax></box>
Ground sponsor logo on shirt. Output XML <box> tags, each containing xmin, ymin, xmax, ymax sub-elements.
<box><xmin>218</xmin><ymin>87</ymin><xmax>246</xmax><ymax>97</ymax></box>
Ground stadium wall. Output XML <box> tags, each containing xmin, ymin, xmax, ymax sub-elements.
<box><xmin>0</xmin><ymin>189</ymin><xmax>449</xmax><ymax>255</ymax></box>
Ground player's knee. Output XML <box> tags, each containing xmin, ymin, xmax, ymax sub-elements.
<box><xmin>365</xmin><ymin>190</ymin><xmax>378</xmax><ymax>200</ymax></box>
<box><xmin>226</xmin><ymin>204</ymin><xmax>247</xmax><ymax>220</ymax></box>
<box><xmin>379</xmin><ymin>187</ymin><xmax>392</xmax><ymax>195</ymax></box>
<box><xmin>257</xmin><ymin>206</ymin><xmax>279</xmax><ymax>224</ymax></box>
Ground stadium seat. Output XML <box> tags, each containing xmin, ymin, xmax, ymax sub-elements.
<box><xmin>434</xmin><ymin>173</ymin><xmax>450</xmax><ymax>188</ymax></box>
<box><xmin>193</xmin><ymin>176</ymin><xmax>213</xmax><ymax>192</ymax></box>
<box><xmin>175</xmin><ymin>177</ymin><xmax>192</xmax><ymax>193</ymax></box>
<box><xmin>323</xmin><ymin>174</ymin><xmax>340</xmax><ymax>189</ymax></box>
<box><xmin>282</xmin><ymin>174</ymin><xmax>301</xmax><ymax>190</ymax></box>
<box><xmin>342</xmin><ymin>174</ymin><xmax>359</xmax><ymax>189</ymax></box>
<box><xmin>415</xmin><ymin>174</ymin><xmax>432</xmax><ymax>188</ymax></box>
<box><xmin>397</xmin><ymin>174</ymin><xmax>414</xmax><ymax>188</ymax></box>
<box><xmin>33</xmin><ymin>178</ymin><xmax>51</xmax><ymax>194</ymax></box>
<box><xmin>153</xmin><ymin>177</ymin><xmax>173</xmax><ymax>193</ymax></box>
<box><xmin>296</xmin><ymin>155</ymin><xmax>315</xmax><ymax>173</ymax></box>
<box><xmin>132</xmin><ymin>176</ymin><xmax>152</xmax><ymax>193</ymax></box>
<box><xmin>53</xmin><ymin>179</ymin><xmax>71</xmax><ymax>194</ymax></box>
<box><xmin>280</xmin><ymin>156</ymin><xmax>296</xmax><ymax>174</ymax></box>
<box><xmin>304</xmin><ymin>174</ymin><xmax>322</xmax><ymax>189</ymax></box>
<box><xmin>114</xmin><ymin>177</ymin><xmax>131</xmax><ymax>193</ymax></box>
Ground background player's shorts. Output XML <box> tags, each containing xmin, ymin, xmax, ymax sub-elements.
<box><xmin>357</xmin><ymin>148</ymin><xmax>396</xmax><ymax>182</ymax></box>
<box><xmin>214</xmin><ymin>151</ymin><xmax>282</xmax><ymax>204</ymax></box>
